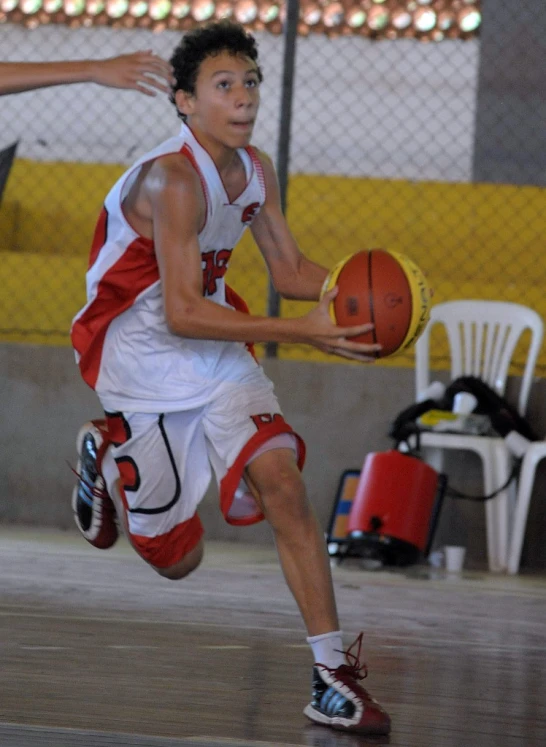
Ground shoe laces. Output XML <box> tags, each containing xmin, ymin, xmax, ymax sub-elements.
<box><xmin>341</xmin><ymin>632</ymin><xmax>368</xmax><ymax>680</ymax></box>
<box><xmin>68</xmin><ymin>463</ymin><xmax>109</xmax><ymax>500</ymax></box>
<box><xmin>320</xmin><ymin>631</ymin><xmax>369</xmax><ymax>681</ymax></box>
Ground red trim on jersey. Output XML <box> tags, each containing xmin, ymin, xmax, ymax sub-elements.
<box><xmin>181</xmin><ymin>143</ymin><xmax>211</xmax><ymax>224</ymax></box>
<box><xmin>88</xmin><ymin>207</ymin><xmax>108</xmax><ymax>270</ymax></box>
<box><xmin>187</xmin><ymin>125</ymin><xmax>255</xmax><ymax>205</ymax></box>
<box><xmin>219</xmin><ymin>418</ymin><xmax>306</xmax><ymax>526</ymax></box>
<box><xmin>71</xmin><ymin>235</ymin><xmax>159</xmax><ymax>390</ymax></box>
<box><xmin>245</xmin><ymin>146</ymin><xmax>267</xmax><ymax>202</ymax></box>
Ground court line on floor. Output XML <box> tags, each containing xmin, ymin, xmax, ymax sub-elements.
<box><xmin>0</xmin><ymin>608</ymin><xmax>304</xmax><ymax>634</ymax></box>
<box><xmin>0</xmin><ymin>722</ymin><xmax>300</xmax><ymax>747</ymax></box>
<box><xmin>1</xmin><ymin>601</ymin><xmax>544</xmax><ymax>637</ymax></box>
<box><xmin>0</xmin><ymin>610</ymin><xmax>543</xmax><ymax>655</ymax></box>
<box><xmin>0</xmin><ymin>574</ymin><xmax>288</xmax><ymax>602</ymax></box>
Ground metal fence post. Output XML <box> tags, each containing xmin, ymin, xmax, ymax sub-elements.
<box><xmin>265</xmin><ymin>0</ymin><xmax>300</xmax><ymax>359</ymax></box>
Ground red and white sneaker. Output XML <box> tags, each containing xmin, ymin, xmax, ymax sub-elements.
<box><xmin>304</xmin><ymin>633</ymin><xmax>391</xmax><ymax>735</ymax></box>
<box><xmin>71</xmin><ymin>420</ymin><xmax>118</xmax><ymax>550</ymax></box>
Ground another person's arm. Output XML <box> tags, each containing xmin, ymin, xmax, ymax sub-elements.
<box><xmin>0</xmin><ymin>51</ymin><xmax>173</xmax><ymax>96</ymax></box>
<box><xmin>150</xmin><ymin>156</ymin><xmax>379</xmax><ymax>361</ymax></box>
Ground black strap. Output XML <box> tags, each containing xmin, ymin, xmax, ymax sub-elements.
<box><xmin>443</xmin><ymin>459</ymin><xmax>521</xmax><ymax>502</ymax></box>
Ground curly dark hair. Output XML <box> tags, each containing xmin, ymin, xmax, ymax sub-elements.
<box><xmin>170</xmin><ymin>21</ymin><xmax>263</xmax><ymax>121</ymax></box>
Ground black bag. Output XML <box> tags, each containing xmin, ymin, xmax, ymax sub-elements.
<box><xmin>390</xmin><ymin>375</ymin><xmax>538</xmax><ymax>447</ymax></box>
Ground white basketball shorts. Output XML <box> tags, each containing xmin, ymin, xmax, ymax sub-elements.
<box><xmin>100</xmin><ymin>378</ymin><xmax>305</xmax><ymax>569</ymax></box>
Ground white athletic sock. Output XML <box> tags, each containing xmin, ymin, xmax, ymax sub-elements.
<box><xmin>307</xmin><ymin>630</ymin><xmax>345</xmax><ymax>669</ymax></box>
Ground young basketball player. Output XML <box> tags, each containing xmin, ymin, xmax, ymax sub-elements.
<box><xmin>70</xmin><ymin>21</ymin><xmax>390</xmax><ymax>736</ymax></box>
<box><xmin>0</xmin><ymin>51</ymin><xmax>172</xmax><ymax>97</ymax></box>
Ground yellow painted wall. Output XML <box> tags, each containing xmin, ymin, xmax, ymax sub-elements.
<box><xmin>1</xmin><ymin>159</ymin><xmax>545</xmax><ymax>372</ymax></box>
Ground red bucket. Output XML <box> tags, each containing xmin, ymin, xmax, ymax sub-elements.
<box><xmin>347</xmin><ymin>450</ymin><xmax>442</xmax><ymax>564</ymax></box>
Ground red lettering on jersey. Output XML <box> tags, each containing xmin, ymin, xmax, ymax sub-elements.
<box><xmin>202</xmin><ymin>248</ymin><xmax>233</xmax><ymax>296</ymax></box>
<box><xmin>250</xmin><ymin>413</ymin><xmax>284</xmax><ymax>431</ymax></box>
<box><xmin>241</xmin><ymin>202</ymin><xmax>260</xmax><ymax>224</ymax></box>
<box><xmin>202</xmin><ymin>251</ymin><xmax>215</xmax><ymax>295</ymax></box>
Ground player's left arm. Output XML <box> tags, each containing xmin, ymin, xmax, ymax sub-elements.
<box><xmin>250</xmin><ymin>150</ymin><xmax>328</xmax><ymax>301</ymax></box>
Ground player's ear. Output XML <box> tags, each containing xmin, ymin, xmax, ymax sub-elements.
<box><xmin>175</xmin><ymin>89</ymin><xmax>195</xmax><ymax>119</ymax></box>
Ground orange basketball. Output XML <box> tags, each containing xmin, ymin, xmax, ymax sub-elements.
<box><xmin>321</xmin><ymin>249</ymin><xmax>431</xmax><ymax>358</ymax></box>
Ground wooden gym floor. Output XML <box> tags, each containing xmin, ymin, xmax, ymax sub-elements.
<box><xmin>0</xmin><ymin>528</ymin><xmax>545</xmax><ymax>747</ymax></box>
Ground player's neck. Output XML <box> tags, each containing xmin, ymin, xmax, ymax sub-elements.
<box><xmin>187</xmin><ymin>123</ymin><xmax>239</xmax><ymax>174</ymax></box>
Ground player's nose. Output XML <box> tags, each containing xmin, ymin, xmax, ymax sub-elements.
<box><xmin>235</xmin><ymin>85</ymin><xmax>254</xmax><ymax>107</ymax></box>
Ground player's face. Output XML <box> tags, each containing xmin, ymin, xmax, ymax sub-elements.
<box><xmin>179</xmin><ymin>51</ymin><xmax>261</xmax><ymax>149</ymax></box>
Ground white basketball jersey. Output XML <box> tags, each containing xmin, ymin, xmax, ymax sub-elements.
<box><xmin>71</xmin><ymin>123</ymin><xmax>267</xmax><ymax>413</ymax></box>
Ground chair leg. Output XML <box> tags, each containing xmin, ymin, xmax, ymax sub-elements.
<box><xmin>507</xmin><ymin>448</ymin><xmax>545</xmax><ymax>574</ymax></box>
<box><xmin>480</xmin><ymin>443</ymin><xmax>511</xmax><ymax>573</ymax></box>
<box><xmin>492</xmin><ymin>444</ymin><xmax>512</xmax><ymax>572</ymax></box>
<box><xmin>483</xmin><ymin>458</ymin><xmax>502</xmax><ymax>573</ymax></box>
<box><xmin>421</xmin><ymin>441</ymin><xmax>510</xmax><ymax>572</ymax></box>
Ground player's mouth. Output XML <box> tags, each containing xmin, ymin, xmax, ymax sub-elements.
<box><xmin>230</xmin><ymin>120</ymin><xmax>254</xmax><ymax>131</ymax></box>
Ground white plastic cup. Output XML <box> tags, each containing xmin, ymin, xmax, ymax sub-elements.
<box><xmin>444</xmin><ymin>545</ymin><xmax>466</xmax><ymax>573</ymax></box>
<box><xmin>452</xmin><ymin>392</ymin><xmax>478</xmax><ymax>415</ymax></box>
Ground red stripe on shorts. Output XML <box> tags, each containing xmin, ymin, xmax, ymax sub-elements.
<box><xmin>220</xmin><ymin>417</ymin><xmax>306</xmax><ymax>527</ymax></box>
<box><xmin>117</xmin><ymin>481</ymin><xmax>204</xmax><ymax>569</ymax></box>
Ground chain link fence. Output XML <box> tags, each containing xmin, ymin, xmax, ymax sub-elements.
<box><xmin>0</xmin><ymin>22</ymin><xmax>281</xmax><ymax>348</ymax></box>
<box><xmin>1</xmin><ymin>1</ymin><xmax>545</xmax><ymax>373</ymax></box>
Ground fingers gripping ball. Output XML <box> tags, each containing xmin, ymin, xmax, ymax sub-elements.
<box><xmin>321</xmin><ymin>249</ymin><xmax>431</xmax><ymax>358</ymax></box>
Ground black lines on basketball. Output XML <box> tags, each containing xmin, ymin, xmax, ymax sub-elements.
<box><xmin>328</xmin><ymin>249</ymin><xmax>427</xmax><ymax>358</ymax></box>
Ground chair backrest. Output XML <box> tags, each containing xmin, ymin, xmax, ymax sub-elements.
<box><xmin>415</xmin><ymin>300</ymin><xmax>544</xmax><ymax>416</ymax></box>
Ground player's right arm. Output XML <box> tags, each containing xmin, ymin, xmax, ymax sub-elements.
<box><xmin>149</xmin><ymin>156</ymin><xmax>379</xmax><ymax>361</ymax></box>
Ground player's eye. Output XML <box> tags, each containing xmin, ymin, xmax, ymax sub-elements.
<box><xmin>245</xmin><ymin>79</ymin><xmax>258</xmax><ymax>88</ymax></box>
<box><xmin>216</xmin><ymin>80</ymin><xmax>231</xmax><ymax>90</ymax></box>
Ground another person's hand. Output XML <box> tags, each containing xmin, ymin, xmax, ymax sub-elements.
<box><xmin>90</xmin><ymin>51</ymin><xmax>174</xmax><ymax>96</ymax></box>
<box><xmin>299</xmin><ymin>287</ymin><xmax>382</xmax><ymax>362</ymax></box>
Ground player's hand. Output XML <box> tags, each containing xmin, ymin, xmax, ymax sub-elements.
<box><xmin>91</xmin><ymin>51</ymin><xmax>174</xmax><ymax>96</ymax></box>
<box><xmin>300</xmin><ymin>287</ymin><xmax>382</xmax><ymax>362</ymax></box>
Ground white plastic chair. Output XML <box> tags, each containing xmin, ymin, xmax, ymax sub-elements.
<box><xmin>415</xmin><ymin>300</ymin><xmax>544</xmax><ymax>572</ymax></box>
<box><xmin>507</xmin><ymin>441</ymin><xmax>546</xmax><ymax>574</ymax></box>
